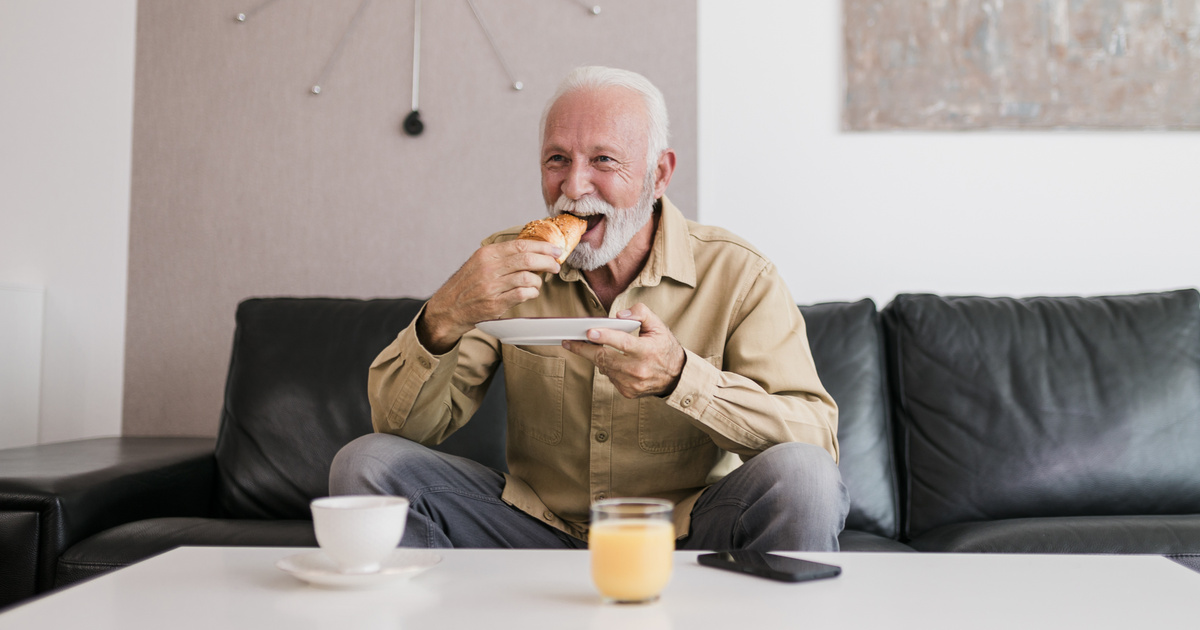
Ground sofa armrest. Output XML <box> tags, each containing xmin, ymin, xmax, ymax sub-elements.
<box><xmin>0</xmin><ymin>436</ymin><xmax>216</xmax><ymax>599</ymax></box>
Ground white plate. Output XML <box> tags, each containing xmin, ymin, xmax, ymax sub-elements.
<box><xmin>276</xmin><ymin>549</ymin><xmax>441</xmax><ymax>589</ymax></box>
<box><xmin>475</xmin><ymin>317</ymin><xmax>640</xmax><ymax>345</ymax></box>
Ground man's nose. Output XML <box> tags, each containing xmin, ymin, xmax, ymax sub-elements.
<box><xmin>561</xmin><ymin>162</ymin><xmax>595</xmax><ymax>200</ymax></box>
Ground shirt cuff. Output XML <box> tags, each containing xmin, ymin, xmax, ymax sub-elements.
<box><xmin>371</xmin><ymin>305</ymin><xmax>460</xmax><ymax>427</ymax></box>
<box><xmin>665</xmin><ymin>348</ymin><xmax>719</xmax><ymax>420</ymax></box>
<box><xmin>405</xmin><ymin>303</ymin><xmax>462</xmax><ymax>359</ymax></box>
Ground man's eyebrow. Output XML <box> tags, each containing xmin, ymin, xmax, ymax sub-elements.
<box><xmin>589</xmin><ymin>144</ymin><xmax>625</xmax><ymax>156</ymax></box>
<box><xmin>541</xmin><ymin>143</ymin><xmax>628</xmax><ymax>158</ymax></box>
<box><xmin>540</xmin><ymin>144</ymin><xmax>624</xmax><ymax>159</ymax></box>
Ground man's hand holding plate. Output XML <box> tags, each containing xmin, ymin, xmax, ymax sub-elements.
<box><xmin>563</xmin><ymin>303</ymin><xmax>686</xmax><ymax>399</ymax></box>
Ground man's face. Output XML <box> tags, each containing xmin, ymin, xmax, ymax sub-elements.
<box><xmin>541</xmin><ymin>87</ymin><xmax>654</xmax><ymax>262</ymax></box>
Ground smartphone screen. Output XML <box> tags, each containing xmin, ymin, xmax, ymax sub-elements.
<box><xmin>697</xmin><ymin>551</ymin><xmax>842</xmax><ymax>583</ymax></box>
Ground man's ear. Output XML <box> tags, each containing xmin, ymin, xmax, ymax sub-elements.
<box><xmin>653</xmin><ymin>149</ymin><xmax>677</xmax><ymax>199</ymax></box>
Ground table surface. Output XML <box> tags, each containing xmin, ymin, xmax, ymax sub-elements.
<box><xmin>2</xmin><ymin>547</ymin><xmax>1197</xmax><ymax>629</ymax></box>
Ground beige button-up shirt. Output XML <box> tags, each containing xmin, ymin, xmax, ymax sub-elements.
<box><xmin>368</xmin><ymin>198</ymin><xmax>837</xmax><ymax>540</ymax></box>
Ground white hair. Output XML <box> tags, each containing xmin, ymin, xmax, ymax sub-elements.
<box><xmin>539</xmin><ymin>66</ymin><xmax>670</xmax><ymax>166</ymax></box>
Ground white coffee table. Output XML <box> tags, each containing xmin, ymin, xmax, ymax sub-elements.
<box><xmin>1</xmin><ymin>547</ymin><xmax>1196</xmax><ymax>629</ymax></box>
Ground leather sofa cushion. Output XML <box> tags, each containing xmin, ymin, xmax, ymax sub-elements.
<box><xmin>56</xmin><ymin>517</ymin><xmax>317</xmax><ymax>588</ymax></box>
<box><xmin>214</xmin><ymin>298</ymin><xmax>507</xmax><ymax>520</ymax></box>
<box><xmin>801</xmin><ymin>299</ymin><xmax>898</xmax><ymax>540</ymax></box>
<box><xmin>0</xmin><ymin>512</ymin><xmax>39</xmax><ymax>607</ymax></box>
<box><xmin>909</xmin><ymin>514</ymin><xmax>1200</xmax><ymax>554</ymax></box>
<box><xmin>884</xmin><ymin>289</ymin><xmax>1200</xmax><ymax>540</ymax></box>
<box><xmin>0</xmin><ymin>437</ymin><xmax>216</xmax><ymax>595</ymax></box>
<box><xmin>838</xmin><ymin>529</ymin><xmax>914</xmax><ymax>552</ymax></box>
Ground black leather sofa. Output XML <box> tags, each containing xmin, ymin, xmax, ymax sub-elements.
<box><xmin>3</xmin><ymin>289</ymin><xmax>1199</xmax><ymax>609</ymax></box>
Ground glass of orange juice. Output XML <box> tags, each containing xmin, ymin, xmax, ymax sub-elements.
<box><xmin>589</xmin><ymin>498</ymin><xmax>675</xmax><ymax>604</ymax></box>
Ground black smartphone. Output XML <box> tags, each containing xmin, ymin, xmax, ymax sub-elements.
<box><xmin>697</xmin><ymin>551</ymin><xmax>841</xmax><ymax>583</ymax></box>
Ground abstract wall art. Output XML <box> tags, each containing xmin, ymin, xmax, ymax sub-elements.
<box><xmin>843</xmin><ymin>0</ymin><xmax>1200</xmax><ymax>130</ymax></box>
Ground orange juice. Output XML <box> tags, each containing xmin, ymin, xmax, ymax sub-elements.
<box><xmin>588</xmin><ymin>520</ymin><xmax>675</xmax><ymax>602</ymax></box>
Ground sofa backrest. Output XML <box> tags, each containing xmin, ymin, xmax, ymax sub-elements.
<box><xmin>883</xmin><ymin>289</ymin><xmax>1200</xmax><ymax>540</ymax></box>
<box><xmin>214</xmin><ymin>298</ymin><xmax>507</xmax><ymax>519</ymax></box>
<box><xmin>800</xmin><ymin>299</ymin><xmax>898</xmax><ymax>540</ymax></box>
<box><xmin>212</xmin><ymin>296</ymin><xmax>900</xmax><ymax>536</ymax></box>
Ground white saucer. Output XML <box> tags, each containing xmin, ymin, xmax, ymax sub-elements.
<box><xmin>276</xmin><ymin>549</ymin><xmax>441</xmax><ymax>588</ymax></box>
<box><xmin>475</xmin><ymin>317</ymin><xmax>640</xmax><ymax>345</ymax></box>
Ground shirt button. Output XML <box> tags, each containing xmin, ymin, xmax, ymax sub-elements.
<box><xmin>418</xmin><ymin>357</ymin><xmax>431</xmax><ymax>369</ymax></box>
<box><xmin>590</xmin><ymin>298</ymin><xmax>601</xmax><ymax>309</ymax></box>
<box><xmin>595</xmin><ymin>493</ymin><xmax>607</xmax><ymax>501</ymax></box>
<box><xmin>681</xmin><ymin>396</ymin><xmax>693</xmax><ymax>408</ymax></box>
<box><xmin>595</xmin><ymin>431</ymin><xmax>608</xmax><ymax>442</ymax></box>
<box><xmin>543</xmin><ymin>511</ymin><xmax>554</xmax><ymax>521</ymax></box>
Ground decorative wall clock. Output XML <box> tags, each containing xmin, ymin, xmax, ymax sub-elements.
<box><xmin>234</xmin><ymin>0</ymin><xmax>602</xmax><ymax>136</ymax></box>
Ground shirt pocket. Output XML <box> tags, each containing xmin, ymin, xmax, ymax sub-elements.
<box><xmin>502</xmin><ymin>344</ymin><xmax>566</xmax><ymax>445</ymax></box>
<box><xmin>638</xmin><ymin>354</ymin><xmax>722</xmax><ymax>453</ymax></box>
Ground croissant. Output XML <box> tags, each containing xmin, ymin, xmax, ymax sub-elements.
<box><xmin>518</xmin><ymin>213</ymin><xmax>588</xmax><ymax>264</ymax></box>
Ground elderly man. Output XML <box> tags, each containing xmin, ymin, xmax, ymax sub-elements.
<box><xmin>330</xmin><ymin>66</ymin><xmax>848</xmax><ymax>551</ymax></box>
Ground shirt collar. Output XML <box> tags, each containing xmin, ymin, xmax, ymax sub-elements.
<box><xmin>559</xmin><ymin>196</ymin><xmax>697</xmax><ymax>289</ymax></box>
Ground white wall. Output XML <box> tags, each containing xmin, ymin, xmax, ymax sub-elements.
<box><xmin>0</xmin><ymin>285</ymin><xmax>44</xmax><ymax>449</ymax></box>
<box><xmin>698</xmin><ymin>1</ymin><xmax>1200</xmax><ymax>306</ymax></box>
<box><xmin>0</xmin><ymin>0</ymin><xmax>137</xmax><ymax>443</ymax></box>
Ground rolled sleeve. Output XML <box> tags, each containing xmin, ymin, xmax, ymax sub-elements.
<box><xmin>367</xmin><ymin>305</ymin><xmax>461</xmax><ymax>438</ymax></box>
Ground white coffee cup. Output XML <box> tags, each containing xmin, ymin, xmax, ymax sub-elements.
<box><xmin>310</xmin><ymin>495</ymin><xmax>410</xmax><ymax>573</ymax></box>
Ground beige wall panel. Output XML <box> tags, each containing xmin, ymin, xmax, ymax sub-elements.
<box><xmin>125</xmin><ymin>0</ymin><xmax>698</xmax><ymax>436</ymax></box>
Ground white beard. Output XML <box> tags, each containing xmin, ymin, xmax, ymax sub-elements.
<box><xmin>548</xmin><ymin>177</ymin><xmax>656</xmax><ymax>271</ymax></box>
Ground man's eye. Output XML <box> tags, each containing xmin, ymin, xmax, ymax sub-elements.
<box><xmin>545</xmin><ymin>155</ymin><xmax>566</xmax><ymax>165</ymax></box>
<box><xmin>595</xmin><ymin>156</ymin><xmax>613</xmax><ymax>162</ymax></box>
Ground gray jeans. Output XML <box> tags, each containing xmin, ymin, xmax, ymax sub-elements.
<box><xmin>329</xmin><ymin>434</ymin><xmax>848</xmax><ymax>551</ymax></box>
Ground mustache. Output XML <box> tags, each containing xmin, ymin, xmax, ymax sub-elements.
<box><xmin>551</xmin><ymin>195</ymin><xmax>617</xmax><ymax>216</ymax></box>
